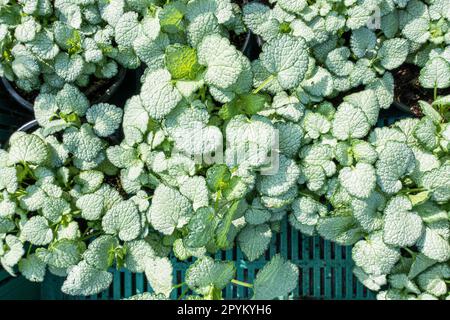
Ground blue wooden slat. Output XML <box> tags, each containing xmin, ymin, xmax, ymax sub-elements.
<box><xmin>124</xmin><ymin>271</ymin><xmax>132</xmax><ymax>298</ymax></box>
<box><xmin>136</xmin><ymin>273</ymin><xmax>144</xmax><ymax>295</ymax></box>
<box><xmin>113</xmin><ymin>269</ymin><xmax>121</xmax><ymax>300</ymax></box>
<box><xmin>236</xmin><ymin>247</ymin><xmax>245</xmax><ymax>299</ymax></box>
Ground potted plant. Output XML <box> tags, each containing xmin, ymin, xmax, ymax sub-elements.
<box><xmin>0</xmin><ymin>0</ymin><xmax>138</xmax><ymax>111</ymax></box>
<box><xmin>241</xmin><ymin>0</ymin><xmax>450</xmax><ymax>116</ymax></box>
<box><xmin>1</xmin><ymin>0</ymin><xmax>449</xmax><ymax>301</ymax></box>
<box><xmin>393</xmin><ymin>58</ymin><xmax>450</xmax><ymax>116</ymax></box>
<box><xmin>0</xmin><ymin>0</ymin><xmax>302</xmax><ymax>300</ymax></box>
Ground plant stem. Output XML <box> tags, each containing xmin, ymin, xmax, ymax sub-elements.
<box><xmin>199</xmin><ymin>85</ymin><xmax>206</xmax><ymax>101</ymax></box>
<box><xmin>434</xmin><ymin>85</ymin><xmax>438</xmax><ymax>101</ymax></box>
<box><xmin>216</xmin><ymin>201</ymin><xmax>240</xmax><ymax>248</ymax></box>
<box><xmin>403</xmin><ymin>187</ymin><xmax>427</xmax><ymax>194</ymax></box>
<box><xmin>172</xmin><ymin>282</ymin><xmax>186</xmax><ymax>289</ymax></box>
<box><xmin>403</xmin><ymin>247</ymin><xmax>416</xmax><ymax>257</ymax></box>
<box><xmin>231</xmin><ymin>279</ymin><xmax>253</xmax><ymax>289</ymax></box>
<box><xmin>26</xmin><ymin>244</ymin><xmax>33</xmax><ymax>257</ymax></box>
<box><xmin>178</xmin><ymin>286</ymin><xmax>190</xmax><ymax>300</ymax></box>
<box><xmin>253</xmin><ymin>75</ymin><xmax>275</xmax><ymax>94</ymax></box>
<box><xmin>214</xmin><ymin>190</ymin><xmax>221</xmax><ymax>212</ymax></box>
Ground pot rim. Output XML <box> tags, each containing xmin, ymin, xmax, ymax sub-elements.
<box><xmin>91</xmin><ymin>67</ymin><xmax>127</xmax><ymax>104</ymax></box>
<box><xmin>392</xmin><ymin>101</ymin><xmax>414</xmax><ymax>115</ymax></box>
<box><xmin>241</xmin><ymin>30</ymin><xmax>252</xmax><ymax>53</ymax></box>
<box><xmin>1</xmin><ymin>67</ymin><xmax>127</xmax><ymax>112</ymax></box>
<box><xmin>1</xmin><ymin>77</ymin><xmax>33</xmax><ymax>112</ymax></box>
<box><xmin>17</xmin><ymin>119</ymin><xmax>38</xmax><ymax>133</ymax></box>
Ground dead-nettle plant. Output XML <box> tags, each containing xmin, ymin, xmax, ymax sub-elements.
<box><xmin>0</xmin><ymin>0</ymin><xmax>301</xmax><ymax>301</ymax></box>
<box><xmin>1</xmin><ymin>0</ymin><xmax>449</xmax><ymax>301</ymax></box>
<box><xmin>0</xmin><ymin>0</ymin><xmax>147</xmax><ymax>94</ymax></box>
<box><xmin>243</xmin><ymin>0</ymin><xmax>450</xmax><ymax>106</ymax></box>
<box><xmin>169</xmin><ymin>124</ymin><xmax>281</xmax><ymax>174</ymax></box>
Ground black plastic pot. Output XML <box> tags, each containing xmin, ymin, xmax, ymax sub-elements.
<box><xmin>0</xmin><ymin>92</ymin><xmax>33</xmax><ymax>146</ymax></box>
<box><xmin>393</xmin><ymin>101</ymin><xmax>414</xmax><ymax>115</ymax></box>
<box><xmin>17</xmin><ymin>119</ymin><xmax>38</xmax><ymax>133</ymax></box>
<box><xmin>240</xmin><ymin>0</ymin><xmax>261</xmax><ymax>60</ymax></box>
<box><xmin>1</xmin><ymin>67</ymin><xmax>127</xmax><ymax>112</ymax></box>
<box><xmin>241</xmin><ymin>31</ymin><xmax>253</xmax><ymax>57</ymax></box>
<box><xmin>243</xmin><ymin>0</ymin><xmax>264</xmax><ymax>51</ymax></box>
<box><xmin>1</xmin><ymin>77</ymin><xmax>34</xmax><ymax>112</ymax></box>
<box><xmin>15</xmin><ymin>118</ymin><xmax>122</xmax><ymax>145</ymax></box>
<box><xmin>85</xmin><ymin>67</ymin><xmax>127</xmax><ymax>105</ymax></box>
<box><xmin>3</xmin><ymin>119</ymin><xmax>37</xmax><ymax>145</ymax></box>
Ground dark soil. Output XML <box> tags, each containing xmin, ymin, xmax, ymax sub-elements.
<box><xmin>104</xmin><ymin>174</ymin><xmax>128</xmax><ymax>198</ymax></box>
<box><xmin>230</xmin><ymin>31</ymin><xmax>249</xmax><ymax>51</ymax></box>
<box><xmin>392</xmin><ymin>64</ymin><xmax>450</xmax><ymax>117</ymax></box>
<box><xmin>83</xmin><ymin>76</ymin><xmax>116</xmax><ymax>104</ymax></box>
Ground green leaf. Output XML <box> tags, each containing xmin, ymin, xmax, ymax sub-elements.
<box><xmin>159</xmin><ymin>2</ymin><xmax>186</xmax><ymax>34</ymax></box>
<box><xmin>19</xmin><ymin>254</ymin><xmax>46</xmax><ymax>282</ymax></box>
<box><xmin>419</xmin><ymin>57</ymin><xmax>450</xmax><ymax>89</ymax></box>
<box><xmin>222</xmin><ymin>176</ymin><xmax>245</xmax><ymax>202</ymax></box>
<box><xmin>76</xmin><ymin>194</ymin><xmax>104</xmax><ymax>221</ymax></box>
<box><xmin>218</xmin><ymin>103</ymin><xmax>239</xmax><ymax>121</ymax></box>
<box><xmin>338</xmin><ymin>163</ymin><xmax>376</xmax><ymax>199</ymax></box>
<box><xmin>332</xmin><ymin>103</ymin><xmax>371</xmax><ymax>140</ymax></box>
<box><xmin>185</xmin><ymin>256</ymin><xmax>235</xmax><ymax>296</ymax></box>
<box><xmin>124</xmin><ymin>240</ymin><xmax>156</xmax><ymax>273</ymax></box>
<box><xmin>147</xmin><ymin>184</ymin><xmax>193</xmax><ymax>235</ymax></box>
<box><xmin>389</xmin><ymin>273</ymin><xmax>421</xmax><ymax>295</ymax></box>
<box><xmin>418</xmin><ymin>101</ymin><xmax>443</xmax><ymax>124</ymax></box>
<box><xmin>409</xmin><ymin>191</ymin><xmax>431</xmax><ymax>206</ymax></box>
<box><xmin>417</xmin><ymin>227</ymin><xmax>450</xmax><ymax>262</ymax></box>
<box><xmin>184</xmin><ymin>207</ymin><xmax>218</xmax><ymax>248</ymax></box>
<box><xmin>144</xmin><ymin>257</ymin><xmax>173</xmax><ymax>297</ymax></box>
<box><xmin>215</xmin><ymin>201</ymin><xmax>240</xmax><ymax>249</ymax></box>
<box><xmin>252</xmin><ymin>254</ymin><xmax>299</xmax><ymax>300</ymax></box>
<box><xmin>238</xmin><ymin>224</ymin><xmax>272</xmax><ymax>262</ymax></box>
<box><xmin>36</xmin><ymin>239</ymin><xmax>84</xmax><ymax>269</ymax></box>
<box><xmin>115</xmin><ymin>12</ymin><xmax>142</xmax><ymax>48</ymax></box>
<box><xmin>378</xmin><ymin>38</ymin><xmax>409</xmax><ymax>70</ymax></box>
<box><xmin>140</xmin><ymin>69</ymin><xmax>182</xmax><ymax>120</ymax></box>
<box><xmin>165</xmin><ymin>44</ymin><xmax>202</xmax><ymax>80</ymax></box>
<box><xmin>353</xmin><ymin>267</ymin><xmax>387</xmax><ymax>292</ymax></box>
<box><xmin>383</xmin><ymin>201</ymin><xmax>424</xmax><ymax>248</ymax></box>
<box><xmin>352</xmin><ymin>232</ymin><xmax>401</xmax><ymax>276</ymax></box>
<box><xmin>62</xmin><ymin>261</ymin><xmax>112</xmax><ymax>296</ymax></box>
<box><xmin>197</xmin><ymin>35</ymin><xmax>243</xmax><ymax>89</ymax></box>
<box><xmin>102</xmin><ymin>201</ymin><xmax>141</xmax><ymax>242</ymax></box>
<box><xmin>414</xmin><ymin>117</ymin><xmax>438</xmax><ymax>150</ymax></box>
<box><xmin>317</xmin><ymin>215</ymin><xmax>363</xmax><ymax>246</ymax></box>
<box><xmin>83</xmin><ymin>236</ymin><xmax>118</xmax><ymax>271</ymax></box>
<box><xmin>21</xmin><ymin>216</ymin><xmax>53</xmax><ymax>246</ymax></box>
<box><xmin>220</xmin><ymin>93</ymin><xmax>270</xmax><ymax>120</ymax></box>
<box><xmin>8</xmin><ymin>133</ymin><xmax>49</xmax><ymax>165</ymax></box>
<box><xmin>86</xmin><ymin>103</ymin><xmax>123</xmax><ymax>138</ymax></box>
<box><xmin>238</xmin><ymin>93</ymin><xmax>269</xmax><ymax>114</ymax></box>
<box><xmin>260</xmin><ymin>34</ymin><xmax>309</xmax><ymax>90</ymax></box>
<box><xmin>179</xmin><ymin>176</ymin><xmax>210</xmax><ymax>211</ymax></box>
<box><xmin>408</xmin><ymin>253</ymin><xmax>437</xmax><ymax>279</ymax></box>
<box><xmin>206</xmin><ymin>164</ymin><xmax>231</xmax><ymax>192</ymax></box>
<box><xmin>54</xmin><ymin>52</ymin><xmax>84</xmax><ymax>83</ymax></box>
